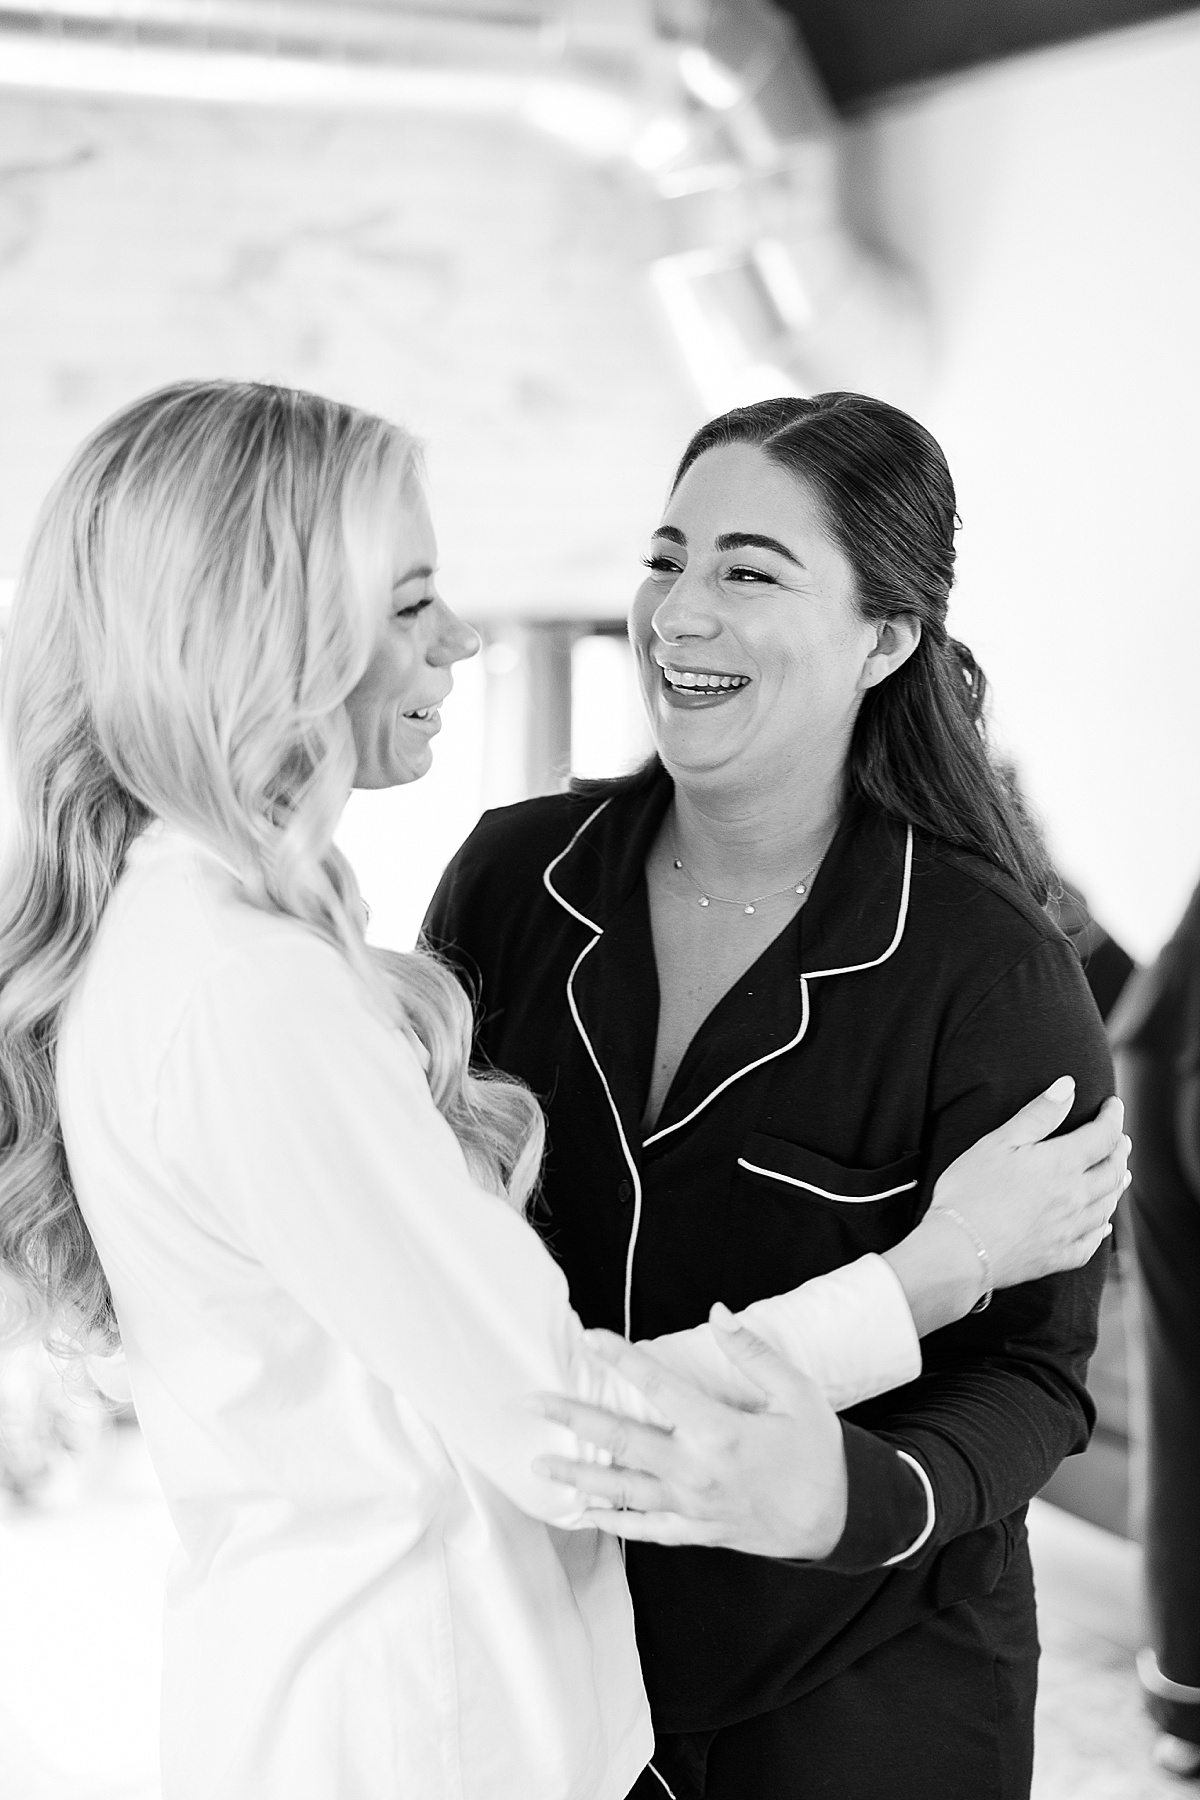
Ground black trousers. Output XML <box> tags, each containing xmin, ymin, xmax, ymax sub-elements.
<box><xmin>1121</xmin><ymin>1046</ymin><xmax>1200</xmax><ymax>1745</ymax></box>
<box><xmin>626</xmin><ymin>1541</ymin><xmax>1038</xmax><ymax>1800</ymax></box>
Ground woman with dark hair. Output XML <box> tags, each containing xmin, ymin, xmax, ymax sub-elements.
<box><xmin>424</xmin><ymin>393</ymin><xmax>1117</xmax><ymax>1799</ymax></box>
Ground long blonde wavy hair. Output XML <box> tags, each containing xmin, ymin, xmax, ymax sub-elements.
<box><xmin>0</xmin><ymin>379</ymin><xmax>544</xmax><ymax>1352</ymax></box>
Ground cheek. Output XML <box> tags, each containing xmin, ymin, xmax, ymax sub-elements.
<box><xmin>761</xmin><ymin>623</ymin><xmax>865</xmax><ymax>724</ymax></box>
<box><xmin>629</xmin><ymin>584</ymin><xmax>661</xmax><ymax>679</ymax></box>
<box><xmin>629</xmin><ymin>581</ymin><xmax>657</xmax><ymax>638</ymax></box>
<box><xmin>345</xmin><ymin>651</ymin><xmax>400</xmax><ymax>768</ymax></box>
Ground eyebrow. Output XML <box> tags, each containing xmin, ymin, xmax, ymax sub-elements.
<box><xmin>716</xmin><ymin>531</ymin><xmax>803</xmax><ymax>567</ymax></box>
<box><xmin>393</xmin><ymin>563</ymin><xmax>435</xmax><ymax>585</ymax></box>
<box><xmin>651</xmin><ymin>525</ymin><xmax>803</xmax><ymax>568</ymax></box>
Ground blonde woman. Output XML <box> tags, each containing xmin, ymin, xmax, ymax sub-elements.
<box><xmin>0</xmin><ymin>382</ymin><xmax>1124</xmax><ymax>1800</ymax></box>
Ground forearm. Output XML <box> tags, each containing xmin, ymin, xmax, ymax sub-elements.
<box><xmin>643</xmin><ymin>1254</ymin><xmax>922</xmax><ymax>1412</ymax></box>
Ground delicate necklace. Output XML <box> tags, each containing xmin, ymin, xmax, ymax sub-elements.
<box><xmin>670</xmin><ymin>830</ymin><xmax>831</xmax><ymax>916</ymax></box>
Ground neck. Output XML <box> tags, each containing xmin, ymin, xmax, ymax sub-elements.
<box><xmin>667</xmin><ymin>758</ymin><xmax>845</xmax><ymax>896</ymax></box>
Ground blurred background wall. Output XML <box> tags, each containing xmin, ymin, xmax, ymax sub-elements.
<box><xmin>842</xmin><ymin>16</ymin><xmax>1200</xmax><ymax>965</ymax></box>
<box><xmin>0</xmin><ymin>0</ymin><xmax>1197</xmax><ymax>961</ymax></box>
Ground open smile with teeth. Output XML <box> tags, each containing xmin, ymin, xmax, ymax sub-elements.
<box><xmin>403</xmin><ymin>706</ymin><xmax>438</xmax><ymax>721</ymax></box>
<box><xmin>661</xmin><ymin>667</ymin><xmax>751</xmax><ymax>695</ymax></box>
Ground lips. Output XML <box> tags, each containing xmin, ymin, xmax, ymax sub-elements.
<box><xmin>398</xmin><ymin>701</ymin><xmax>443</xmax><ymax>735</ymax></box>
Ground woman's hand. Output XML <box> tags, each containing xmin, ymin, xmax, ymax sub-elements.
<box><xmin>529</xmin><ymin>1310</ymin><xmax>848</xmax><ymax>1558</ymax></box>
<box><xmin>884</xmin><ymin>1078</ymin><xmax>1130</xmax><ymax>1335</ymax></box>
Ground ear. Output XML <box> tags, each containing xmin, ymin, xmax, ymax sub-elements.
<box><xmin>858</xmin><ymin>615</ymin><xmax>921</xmax><ymax>693</ymax></box>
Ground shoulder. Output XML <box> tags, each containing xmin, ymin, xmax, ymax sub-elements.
<box><xmin>892</xmin><ymin>827</ymin><xmax>1105</xmax><ymax>1049</ymax></box>
<box><xmin>909</xmin><ymin>830</ymin><xmax>1069</xmax><ymax>968</ymax></box>
<box><xmin>129</xmin><ymin>834</ymin><xmax>369</xmax><ymax>1030</ymax></box>
<box><xmin>424</xmin><ymin>790</ymin><xmax>606</xmax><ymax>938</ymax></box>
<box><xmin>882</xmin><ymin>833</ymin><xmax>1113</xmax><ymax>1107</ymax></box>
<box><xmin>456</xmin><ymin>791</ymin><xmax>601</xmax><ymax>874</ymax></box>
<box><xmin>63</xmin><ymin>835</ymin><xmax>380</xmax><ymax>1132</ymax></box>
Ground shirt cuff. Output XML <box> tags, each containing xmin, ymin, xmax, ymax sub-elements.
<box><xmin>738</xmin><ymin>1253</ymin><xmax>922</xmax><ymax>1414</ymax></box>
<box><xmin>818</xmin><ymin>1425</ymin><xmax>934</xmax><ymax>1574</ymax></box>
<box><xmin>882</xmin><ymin>1450</ymin><xmax>936</xmax><ymax>1565</ymax></box>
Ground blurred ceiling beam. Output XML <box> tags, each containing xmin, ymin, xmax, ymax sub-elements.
<box><xmin>0</xmin><ymin>0</ymin><xmax>929</xmax><ymax>408</ymax></box>
<box><xmin>0</xmin><ymin>2</ymin><xmax>654</xmax><ymax>148</ymax></box>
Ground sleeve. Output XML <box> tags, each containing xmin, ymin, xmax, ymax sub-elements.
<box><xmin>641</xmin><ymin>1254</ymin><xmax>922</xmax><ymax>1411</ymax></box>
<box><xmin>153</xmin><ymin>933</ymin><xmax>661</xmax><ymax>1529</ymax></box>
<box><xmin>820</xmin><ymin>936</ymin><xmax>1114</xmax><ymax>1575</ymax></box>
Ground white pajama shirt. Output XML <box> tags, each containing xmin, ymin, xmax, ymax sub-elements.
<box><xmin>57</xmin><ymin>824</ymin><xmax>921</xmax><ymax>1800</ymax></box>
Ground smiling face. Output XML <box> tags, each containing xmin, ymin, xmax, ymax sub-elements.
<box><xmin>630</xmin><ymin>441</ymin><xmax>915</xmax><ymax>803</ymax></box>
<box><xmin>345</xmin><ymin>480</ymin><xmax>480</xmax><ymax>788</ymax></box>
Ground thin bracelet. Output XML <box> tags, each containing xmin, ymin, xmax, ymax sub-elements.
<box><xmin>932</xmin><ymin>1205</ymin><xmax>993</xmax><ymax>1313</ymax></box>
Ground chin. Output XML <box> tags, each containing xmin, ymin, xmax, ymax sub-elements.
<box><xmin>396</xmin><ymin>748</ymin><xmax>434</xmax><ymax>784</ymax></box>
<box><xmin>654</xmin><ymin>717</ymin><xmax>742</xmax><ymax>767</ymax></box>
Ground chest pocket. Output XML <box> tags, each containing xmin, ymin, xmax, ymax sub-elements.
<box><xmin>730</xmin><ymin>1133</ymin><xmax>923</xmax><ymax>1300</ymax></box>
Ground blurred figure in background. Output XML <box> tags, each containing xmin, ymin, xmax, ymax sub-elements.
<box><xmin>1111</xmin><ymin>881</ymin><xmax>1200</xmax><ymax>1777</ymax></box>
<box><xmin>1053</xmin><ymin>879</ymin><xmax>1136</xmax><ymax>1027</ymax></box>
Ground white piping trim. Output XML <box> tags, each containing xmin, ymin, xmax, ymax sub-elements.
<box><xmin>542</xmin><ymin>811</ymin><xmax>914</xmax><ymax>1339</ymax></box>
<box><xmin>565</xmin><ymin>933</ymin><xmax>644</xmax><ymax>1342</ymax></box>
<box><xmin>882</xmin><ymin>1449</ymin><xmax>936</xmax><ymax>1565</ymax></box>
<box><xmin>646</xmin><ymin>1762</ymin><xmax>678</xmax><ymax>1798</ymax></box>
<box><xmin>643</xmin><ymin>978</ymin><xmax>810</xmax><ymax>1149</ymax></box>
<box><xmin>1138</xmin><ymin>1648</ymin><xmax>1200</xmax><ymax>1704</ymax></box>
<box><xmin>542</xmin><ymin>800</ymin><xmax>647</xmax><ymax>1342</ymax></box>
<box><xmin>803</xmin><ymin>824</ymin><xmax>914</xmax><ymax>981</ymax></box>
<box><xmin>541</xmin><ymin>798</ymin><xmax>611</xmax><ymax>934</ymax></box>
<box><xmin>736</xmin><ymin>1160</ymin><xmax>917</xmax><ymax>1203</ymax></box>
<box><xmin>641</xmin><ymin>825</ymin><xmax>913</xmax><ymax>1150</ymax></box>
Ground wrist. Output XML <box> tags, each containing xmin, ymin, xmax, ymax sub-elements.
<box><xmin>884</xmin><ymin>1208</ymin><xmax>987</xmax><ymax>1336</ymax></box>
<box><xmin>930</xmin><ymin>1203</ymin><xmax>993</xmax><ymax>1313</ymax></box>
<box><xmin>792</xmin><ymin>1432</ymin><xmax>849</xmax><ymax>1560</ymax></box>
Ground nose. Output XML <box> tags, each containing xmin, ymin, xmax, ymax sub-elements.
<box><xmin>428</xmin><ymin>596</ymin><xmax>481</xmax><ymax>667</ymax></box>
<box><xmin>649</xmin><ymin>566</ymin><xmax>720</xmax><ymax>647</ymax></box>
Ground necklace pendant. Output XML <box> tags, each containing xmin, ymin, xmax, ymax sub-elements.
<box><xmin>744</xmin><ymin>904</ymin><xmax>755</xmax><ymax>915</ymax></box>
<box><xmin>698</xmin><ymin>895</ymin><xmax>710</xmax><ymax>907</ymax></box>
<box><xmin>673</xmin><ymin>858</ymin><xmax>683</xmax><ymax>870</ymax></box>
<box><xmin>795</xmin><ymin>883</ymin><xmax>806</xmax><ymax>895</ymax></box>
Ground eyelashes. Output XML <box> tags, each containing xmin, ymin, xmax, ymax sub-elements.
<box><xmin>640</xmin><ymin>556</ymin><xmax>773</xmax><ymax>585</ymax></box>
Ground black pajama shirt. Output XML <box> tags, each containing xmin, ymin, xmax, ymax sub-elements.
<box><xmin>423</xmin><ymin>770</ymin><xmax>1113</xmax><ymax>1800</ymax></box>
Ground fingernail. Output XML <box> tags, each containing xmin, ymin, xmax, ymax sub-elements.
<box><xmin>1045</xmin><ymin>1076</ymin><xmax>1075</xmax><ymax>1100</ymax></box>
<box><xmin>710</xmin><ymin>1300</ymin><xmax>736</xmax><ymax>1328</ymax></box>
<box><xmin>1123</xmin><ymin>1170</ymin><xmax>1132</xmax><ymax>1189</ymax></box>
<box><xmin>1103</xmin><ymin>1222</ymin><xmax>1114</xmax><ymax>1237</ymax></box>
<box><xmin>1122</xmin><ymin>1135</ymin><xmax>1133</xmax><ymax>1153</ymax></box>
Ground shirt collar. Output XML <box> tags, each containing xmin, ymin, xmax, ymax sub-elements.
<box><xmin>544</xmin><ymin>764</ymin><xmax>913</xmax><ymax>980</ymax></box>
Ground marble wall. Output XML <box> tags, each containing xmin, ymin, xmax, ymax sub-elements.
<box><xmin>0</xmin><ymin>92</ymin><xmax>701</xmax><ymax>616</ymax></box>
